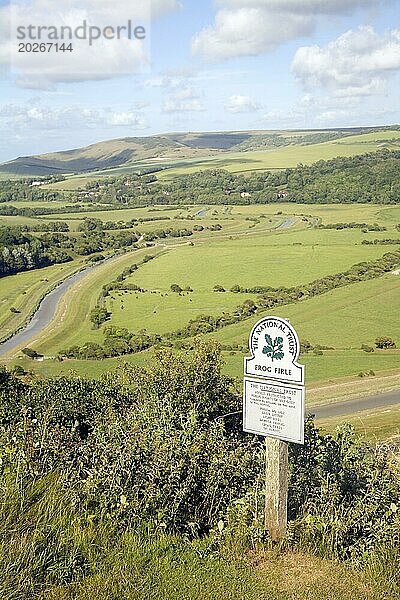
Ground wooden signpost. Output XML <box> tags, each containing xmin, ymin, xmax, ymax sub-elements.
<box><xmin>243</xmin><ymin>316</ymin><xmax>305</xmax><ymax>541</ymax></box>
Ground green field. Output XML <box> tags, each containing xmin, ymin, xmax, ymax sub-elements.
<box><xmin>0</xmin><ymin>215</ymin><xmax>46</xmax><ymax>227</ymax></box>
<box><xmin>0</xmin><ymin>258</ymin><xmax>87</xmax><ymax>342</ymax></box>
<box><xmin>222</xmin><ymin>349</ymin><xmax>400</xmax><ymax>384</ymax></box>
<box><xmin>35</xmin><ymin>129</ymin><xmax>400</xmax><ymax>188</ymax></box>
<box><xmin>1</xmin><ymin>203</ymin><xmax>399</xmax><ymax>408</ymax></box>
<box><xmin>209</xmin><ymin>275</ymin><xmax>400</xmax><ymax>349</ymax></box>
<box><xmin>104</xmin><ymin>233</ymin><xmax>396</xmax><ymax>336</ymax></box>
<box><xmin>318</xmin><ymin>403</ymin><xmax>400</xmax><ymax>442</ymax></box>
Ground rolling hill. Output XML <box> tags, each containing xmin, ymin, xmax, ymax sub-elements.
<box><xmin>1</xmin><ymin>126</ymin><xmax>399</xmax><ymax>177</ymax></box>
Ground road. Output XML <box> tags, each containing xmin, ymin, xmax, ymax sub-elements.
<box><xmin>0</xmin><ymin>238</ymin><xmax>147</xmax><ymax>358</ymax></box>
<box><xmin>0</xmin><ymin>263</ymin><xmax>101</xmax><ymax>357</ymax></box>
<box><xmin>309</xmin><ymin>389</ymin><xmax>400</xmax><ymax>419</ymax></box>
<box><xmin>277</xmin><ymin>217</ymin><xmax>297</xmax><ymax>230</ymax></box>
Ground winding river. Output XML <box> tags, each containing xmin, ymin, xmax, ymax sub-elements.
<box><xmin>0</xmin><ymin>262</ymin><xmax>101</xmax><ymax>357</ymax></box>
<box><xmin>0</xmin><ymin>219</ymin><xmax>297</xmax><ymax>359</ymax></box>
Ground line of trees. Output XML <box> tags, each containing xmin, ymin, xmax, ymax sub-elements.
<box><xmin>2</xmin><ymin>149</ymin><xmax>400</xmax><ymax>211</ymax></box>
<box><xmin>61</xmin><ymin>250</ymin><xmax>400</xmax><ymax>359</ymax></box>
<box><xmin>0</xmin><ymin>227</ymin><xmax>73</xmax><ymax>276</ymax></box>
<box><xmin>81</xmin><ymin>150</ymin><xmax>400</xmax><ymax>207</ymax></box>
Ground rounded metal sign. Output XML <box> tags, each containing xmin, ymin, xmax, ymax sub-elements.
<box><xmin>244</xmin><ymin>316</ymin><xmax>304</xmax><ymax>385</ymax></box>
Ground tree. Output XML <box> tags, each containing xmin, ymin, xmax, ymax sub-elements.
<box><xmin>90</xmin><ymin>307</ymin><xmax>111</xmax><ymax>328</ymax></box>
<box><xmin>21</xmin><ymin>347</ymin><xmax>42</xmax><ymax>359</ymax></box>
<box><xmin>170</xmin><ymin>284</ymin><xmax>182</xmax><ymax>293</ymax></box>
<box><xmin>375</xmin><ymin>336</ymin><xmax>396</xmax><ymax>349</ymax></box>
<box><xmin>12</xmin><ymin>365</ymin><xmax>26</xmax><ymax>376</ymax></box>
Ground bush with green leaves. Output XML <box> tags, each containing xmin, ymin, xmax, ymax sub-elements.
<box><xmin>0</xmin><ymin>342</ymin><xmax>260</xmax><ymax>535</ymax></box>
<box><xmin>375</xmin><ymin>336</ymin><xmax>397</xmax><ymax>349</ymax></box>
<box><xmin>21</xmin><ymin>347</ymin><xmax>41</xmax><ymax>359</ymax></box>
<box><xmin>361</xmin><ymin>344</ymin><xmax>374</xmax><ymax>353</ymax></box>
<box><xmin>222</xmin><ymin>419</ymin><xmax>400</xmax><ymax>585</ymax></box>
<box><xmin>0</xmin><ymin>343</ymin><xmax>399</xmax><ymax>586</ymax></box>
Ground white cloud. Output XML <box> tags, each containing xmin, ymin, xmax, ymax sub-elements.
<box><xmin>162</xmin><ymin>87</ymin><xmax>205</xmax><ymax>113</ymax></box>
<box><xmin>1</xmin><ymin>0</ymin><xmax>181</xmax><ymax>87</ymax></box>
<box><xmin>105</xmin><ymin>111</ymin><xmax>147</xmax><ymax>127</ymax></box>
<box><xmin>215</xmin><ymin>0</ymin><xmax>380</xmax><ymax>14</ymax></box>
<box><xmin>0</xmin><ymin>103</ymin><xmax>148</xmax><ymax>131</ymax></box>
<box><xmin>192</xmin><ymin>0</ymin><xmax>390</xmax><ymax>61</ymax></box>
<box><xmin>225</xmin><ymin>94</ymin><xmax>261</xmax><ymax>113</ymax></box>
<box><xmin>314</xmin><ymin>107</ymin><xmax>396</xmax><ymax>125</ymax></box>
<box><xmin>292</xmin><ymin>26</ymin><xmax>400</xmax><ymax>97</ymax></box>
<box><xmin>192</xmin><ymin>7</ymin><xmax>312</xmax><ymax>61</ymax></box>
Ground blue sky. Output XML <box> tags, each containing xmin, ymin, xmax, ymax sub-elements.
<box><xmin>0</xmin><ymin>0</ymin><xmax>399</xmax><ymax>162</ymax></box>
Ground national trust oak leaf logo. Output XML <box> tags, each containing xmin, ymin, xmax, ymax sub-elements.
<box><xmin>263</xmin><ymin>334</ymin><xmax>284</xmax><ymax>361</ymax></box>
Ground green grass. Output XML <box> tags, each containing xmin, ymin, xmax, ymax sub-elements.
<box><xmin>211</xmin><ymin>274</ymin><xmax>400</xmax><ymax>349</ymax></box>
<box><xmin>317</xmin><ymin>403</ymin><xmax>400</xmax><ymax>442</ymax></box>
<box><xmin>222</xmin><ymin>349</ymin><xmax>400</xmax><ymax>384</ymax></box>
<box><xmin>0</xmin><ymin>200</ymin><xmax>70</xmax><ymax>209</ymax></box>
<box><xmin>124</xmin><ymin>231</ymin><xmax>392</xmax><ymax>290</ymax></box>
<box><xmin>108</xmin><ymin>288</ymin><xmax>257</xmax><ymax>334</ymax></box>
<box><xmin>378</xmin><ymin>206</ymin><xmax>400</xmax><ymax>224</ymax></box>
<box><xmin>42</xmin><ymin>537</ymin><xmax>389</xmax><ymax>600</ymax></box>
<box><xmin>34</xmin><ymin>129</ymin><xmax>400</xmax><ymax>187</ymax></box>
<box><xmin>0</xmin><ymin>215</ymin><xmax>44</xmax><ymax>227</ymax></box>
<box><xmin>1</xmin><ymin>475</ymin><xmax>390</xmax><ymax>600</ymax></box>
<box><xmin>0</xmin><ymin>259</ymin><xmax>87</xmax><ymax>342</ymax></box>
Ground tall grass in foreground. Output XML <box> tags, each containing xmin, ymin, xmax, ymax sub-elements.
<box><xmin>0</xmin><ymin>475</ymin><xmax>396</xmax><ymax>600</ymax></box>
<box><xmin>0</xmin><ymin>343</ymin><xmax>399</xmax><ymax>598</ymax></box>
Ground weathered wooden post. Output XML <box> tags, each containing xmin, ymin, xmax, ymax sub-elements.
<box><xmin>265</xmin><ymin>438</ymin><xmax>288</xmax><ymax>541</ymax></box>
<box><xmin>243</xmin><ymin>316</ymin><xmax>305</xmax><ymax>542</ymax></box>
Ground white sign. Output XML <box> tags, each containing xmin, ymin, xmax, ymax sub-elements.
<box><xmin>243</xmin><ymin>378</ymin><xmax>305</xmax><ymax>444</ymax></box>
<box><xmin>244</xmin><ymin>316</ymin><xmax>304</xmax><ymax>385</ymax></box>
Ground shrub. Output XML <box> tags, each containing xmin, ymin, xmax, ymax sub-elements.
<box><xmin>21</xmin><ymin>347</ymin><xmax>41</xmax><ymax>359</ymax></box>
<box><xmin>12</xmin><ymin>365</ymin><xmax>25</xmax><ymax>376</ymax></box>
<box><xmin>0</xmin><ymin>342</ymin><xmax>260</xmax><ymax>535</ymax></box>
<box><xmin>170</xmin><ymin>284</ymin><xmax>183</xmax><ymax>293</ymax></box>
<box><xmin>361</xmin><ymin>344</ymin><xmax>374</xmax><ymax>353</ymax></box>
<box><xmin>375</xmin><ymin>337</ymin><xmax>397</xmax><ymax>349</ymax></box>
<box><xmin>90</xmin><ymin>307</ymin><xmax>111</xmax><ymax>328</ymax></box>
<box><xmin>0</xmin><ymin>344</ymin><xmax>399</xmax><ymax>588</ymax></box>
<box><xmin>300</xmin><ymin>340</ymin><xmax>313</xmax><ymax>353</ymax></box>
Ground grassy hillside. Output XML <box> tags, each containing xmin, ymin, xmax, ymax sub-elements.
<box><xmin>2</xmin><ymin>126</ymin><xmax>400</xmax><ymax>178</ymax></box>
